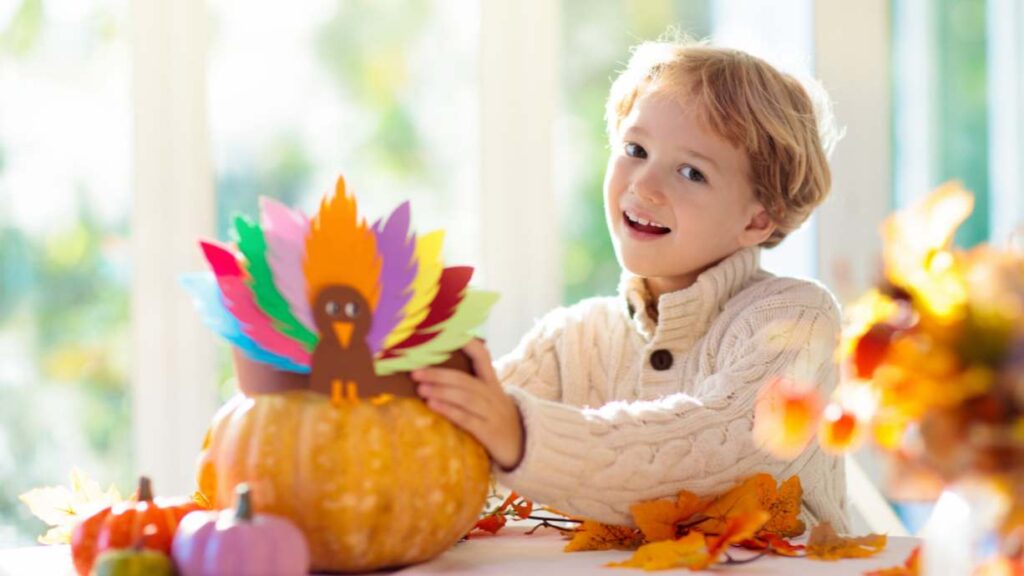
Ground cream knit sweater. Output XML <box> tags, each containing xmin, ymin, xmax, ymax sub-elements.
<box><xmin>494</xmin><ymin>247</ymin><xmax>848</xmax><ymax>531</ymax></box>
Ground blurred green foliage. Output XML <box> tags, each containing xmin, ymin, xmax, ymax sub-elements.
<box><xmin>314</xmin><ymin>0</ymin><xmax>430</xmax><ymax>181</ymax></box>
<box><xmin>934</xmin><ymin>0</ymin><xmax>989</xmax><ymax>247</ymax></box>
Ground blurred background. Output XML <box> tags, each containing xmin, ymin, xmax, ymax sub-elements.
<box><xmin>0</xmin><ymin>0</ymin><xmax>1021</xmax><ymax>546</ymax></box>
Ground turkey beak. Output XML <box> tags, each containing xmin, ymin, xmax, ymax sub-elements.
<box><xmin>333</xmin><ymin>321</ymin><xmax>354</xmax><ymax>349</ymax></box>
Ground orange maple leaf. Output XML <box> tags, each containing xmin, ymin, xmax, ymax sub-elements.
<box><xmin>699</xmin><ymin>474</ymin><xmax>805</xmax><ymax>538</ymax></box>
<box><xmin>564</xmin><ymin>520</ymin><xmax>645</xmax><ymax>552</ymax></box>
<box><xmin>606</xmin><ymin>532</ymin><xmax>710</xmax><ymax>571</ymax></box>
<box><xmin>630</xmin><ymin>490</ymin><xmax>706</xmax><ymax>542</ymax></box>
<box><xmin>805</xmin><ymin>522</ymin><xmax>887</xmax><ymax>560</ymax></box>
<box><xmin>865</xmin><ymin>545</ymin><xmax>920</xmax><ymax>576</ymax></box>
<box><xmin>511</xmin><ymin>497</ymin><xmax>533</xmax><ymax>520</ymax></box>
<box><xmin>705</xmin><ymin>510</ymin><xmax>770</xmax><ymax>560</ymax></box>
<box><xmin>737</xmin><ymin>532</ymin><xmax>806</xmax><ymax>557</ymax></box>
<box><xmin>473</xmin><ymin>513</ymin><xmax>507</xmax><ymax>535</ymax></box>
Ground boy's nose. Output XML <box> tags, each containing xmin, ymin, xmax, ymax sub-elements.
<box><xmin>632</xmin><ymin>167</ymin><xmax>666</xmax><ymax>204</ymax></box>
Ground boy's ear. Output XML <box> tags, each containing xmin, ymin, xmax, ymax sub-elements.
<box><xmin>738</xmin><ymin>205</ymin><xmax>776</xmax><ymax>247</ymax></box>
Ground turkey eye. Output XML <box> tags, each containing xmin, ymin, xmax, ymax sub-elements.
<box><xmin>325</xmin><ymin>301</ymin><xmax>340</xmax><ymax>316</ymax></box>
<box><xmin>344</xmin><ymin>301</ymin><xmax>359</xmax><ymax>319</ymax></box>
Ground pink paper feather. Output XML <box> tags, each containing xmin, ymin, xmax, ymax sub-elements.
<box><xmin>260</xmin><ymin>198</ymin><xmax>316</xmax><ymax>332</ymax></box>
<box><xmin>201</xmin><ymin>240</ymin><xmax>311</xmax><ymax>366</ymax></box>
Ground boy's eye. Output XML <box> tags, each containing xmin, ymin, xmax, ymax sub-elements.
<box><xmin>624</xmin><ymin>142</ymin><xmax>647</xmax><ymax>159</ymax></box>
<box><xmin>679</xmin><ymin>165</ymin><xmax>707</xmax><ymax>183</ymax></box>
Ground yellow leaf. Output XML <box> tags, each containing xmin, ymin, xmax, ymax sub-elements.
<box><xmin>18</xmin><ymin>468</ymin><xmax>124</xmax><ymax>545</ymax></box>
<box><xmin>881</xmin><ymin>181</ymin><xmax>973</xmax><ymax>319</ymax></box>
<box><xmin>806</xmin><ymin>522</ymin><xmax>887</xmax><ymax>560</ymax></box>
<box><xmin>630</xmin><ymin>491</ymin><xmax>705</xmax><ymax>542</ymax></box>
<box><xmin>564</xmin><ymin>520</ymin><xmax>644</xmax><ymax>552</ymax></box>
<box><xmin>607</xmin><ymin>532</ymin><xmax>710</xmax><ymax>571</ymax></box>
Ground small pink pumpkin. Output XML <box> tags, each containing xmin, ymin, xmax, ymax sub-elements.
<box><xmin>172</xmin><ymin>484</ymin><xmax>309</xmax><ymax>576</ymax></box>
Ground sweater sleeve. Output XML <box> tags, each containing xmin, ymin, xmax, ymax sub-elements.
<box><xmin>493</xmin><ymin>306</ymin><xmax>578</xmax><ymax>403</ymax></box>
<box><xmin>495</xmin><ymin>288</ymin><xmax>846</xmax><ymax>529</ymax></box>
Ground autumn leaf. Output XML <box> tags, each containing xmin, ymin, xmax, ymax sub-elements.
<box><xmin>564</xmin><ymin>520</ymin><xmax>644</xmax><ymax>552</ymax></box>
<box><xmin>805</xmin><ymin>522</ymin><xmax>886</xmax><ymax>560</ymax></box>
<box><xmin>510</xmin><ymin>495</ymin><xmax>533</xmax><ymax>519</ymax></box>
<box><xmin>881</xmin><ymin>181</ymin><xmax>973</xmax><ymax>319</ymax></box>
<box><xmin>630</xmin><ymin>490</ymin><xmax>705</xmax><ymax>542</ymax></box>
<box><xmin>765</xmin><ymin>475</ymin><xmax>805</xmax><ymax>536</ymax></box>
<box><xmin>18</xmin><ymin>468</ymin><xmax>124</xmax><ymax>544</ymax></box>
<box><xmin>753</xmin><ymin>377</ymin><xmax>822</xmax><ymax>460</ymax></box>
<box><xmin>818</xmin><ymin>403</ymin><xmax>865</xmax><ymax>454</ymax></box>
<box><xmin>473</xmin><ymin>513</ymin><xmax>507</xmax><ymax>535</ymax></box>
<box><xmin>705</xmin><ymin>510</ymin><xmax>770</xmax><ymax>560</ymax></box>
<box><xmin>700</xmin><ymin>474</ymin><xmax>805</xmax><ymax>538</ymax></box>
<box><xmin>606</xmin><ymin>532</ymin><xmax>710</xmax><ymax>571</ymax></box>
<box><xmin>865</xmin><ymin>545</ymin><xmax>920</xmax><ymax>576</ymax></box>
<box><xmin>738</xmin><ymin>532</ymin><xmax>806</xmax><ymax>557</ymax></box>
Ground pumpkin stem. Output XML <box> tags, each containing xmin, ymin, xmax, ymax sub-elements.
<box><xmin>235</xmin><ymin>484</ymin><xmax>253</xmax><ymax>522</ymax></box>
<box><xmin>137</xmin><ymin>476</ymin><xmax>154</xmax><ymax>502</ymax></box>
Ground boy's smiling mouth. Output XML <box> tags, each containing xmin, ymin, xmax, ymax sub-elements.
<box><xmin>623</xmin><ymin>210</ymin><xmax>671</xmax><ymax>235</ymax></box>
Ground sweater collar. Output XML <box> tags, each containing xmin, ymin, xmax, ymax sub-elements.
<box><xmin>619</xmin><ymin>247</ymin><xmax>764</xmax><ymax>343</ymax></box>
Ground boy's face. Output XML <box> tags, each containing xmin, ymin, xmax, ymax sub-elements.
<box><xmin>604</xmin><ymin>88</ymin><xmax>774</xmax><ymax>298</ymax></box>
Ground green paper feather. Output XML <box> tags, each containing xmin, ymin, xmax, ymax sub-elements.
<box><xmin>233</xmin><ymin>214</ymin><xmax>318</xmax><ymax>350</ymax></box>
<box><xmin>374</xmin><ymin>289</ymin><xmax>500</xmax><ymax>375</ymax></box>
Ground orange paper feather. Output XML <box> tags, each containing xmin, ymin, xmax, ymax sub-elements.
<box><xmin>304</xmin><ymin>176</ymin><xmax>382</xmax><ymax>311</ymax></box>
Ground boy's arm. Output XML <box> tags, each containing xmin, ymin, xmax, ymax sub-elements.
<box><xmin>495</xmin><ymin>298</ymin><xmax>846</xmax><ymax>531</ymax></box>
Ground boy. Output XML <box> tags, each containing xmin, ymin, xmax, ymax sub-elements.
<box><xmin>413</xmin><ymin>40</ymin><xmax>846</xmax><ymax>530</ymax></box>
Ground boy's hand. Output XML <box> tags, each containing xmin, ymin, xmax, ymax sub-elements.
<box><xmin>412</xmin><ymin>339</ymin><xmax>524</xmax><ymax>470</ymax></box>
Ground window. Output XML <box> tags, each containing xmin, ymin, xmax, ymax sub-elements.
<box><xmin>0</xmin><ymin>0</ymin><xmax>132</xmax><ymax>546</ymax></box>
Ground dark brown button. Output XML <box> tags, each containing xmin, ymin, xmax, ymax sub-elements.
<box><xmin>650</xmin><ymin>349</ymin><xmax>673</xmax><ymax>371</ymax></box>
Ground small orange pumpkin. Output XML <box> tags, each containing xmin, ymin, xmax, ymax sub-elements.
<box><xmin>71</xmin><ymin>476</ymin><xmax>201</xmax><ymax>576</ymax></box>
<box><xmin>196</xmin><ymin>391</ymin><xmax>491</xmax><ymax>573</ymax></box>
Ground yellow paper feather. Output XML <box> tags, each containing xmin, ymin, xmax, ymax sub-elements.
<box><xmin>382</xmin><ymin>230</ymin><xmax>444</xmax><ymax>349</ymax></box>
<box><xmin>305</xmin><ymin>176</ymin><xmax>381</xmax><ymax>310</ymax></box>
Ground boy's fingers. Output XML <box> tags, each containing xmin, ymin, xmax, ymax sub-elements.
<box><xmin>425</xmin><ymin>397</ymin><xmax>485</xmax><ymax>435</ymax></box>
<box><xmin>419</xmin><ymin>383</ymin><xmax>488</xmax><ymax>420</ymax></box>
<box><xmin>463</xmin><ymin>339</ymin><xmax>498</xmax><ymax>385</ymax></box>
<box><xmin>413</xmin><ymin>366</ymin><xmax>475</xmax><ymax>388</ymax></box>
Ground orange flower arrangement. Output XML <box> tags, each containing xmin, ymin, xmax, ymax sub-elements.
<box><xmin>756</xmin><ymin>182</ymin><xmax>1024</xmax><ymax>568</ymax></box>
<box><xmin>839</xmin><ymin>184</ymin><xmax>1024</xmax><ymax>488</ymax></box>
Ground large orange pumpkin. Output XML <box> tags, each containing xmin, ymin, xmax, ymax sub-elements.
<box><xmin>196</xmin><ymin>391</ymin><xmax>491</xmax><ymax>573</ymax></box>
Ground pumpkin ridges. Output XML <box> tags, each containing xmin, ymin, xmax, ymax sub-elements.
<box><xmin>362</xmin><ymin>400</ymin><xmax>394</xmax><ymax>567</ymax></box>
<box><xmin>293</xmin><ymin>394</ymin><xmax>315</xmax><ymax>553</ymax></box>
<box><xmin>391</xmin><ymin>401</ymin><xmax>424</xmax><ymax>566</ymax></box>
<box><xmin>219</xmin><ymin>396</ymin><xmax>258</xmax><ymax>509</ymax></box>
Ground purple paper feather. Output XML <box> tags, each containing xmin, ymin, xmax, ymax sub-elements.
<box><xmin>367</xmin><ymin>202</ymin><xmax>418</xmax><ymax>353</ymax></box>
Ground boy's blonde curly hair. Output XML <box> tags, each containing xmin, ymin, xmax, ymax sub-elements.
<box><xmin>606</xmin><ymin>40</ymin><xmax>840</xmax><ymax>248</ymax></box>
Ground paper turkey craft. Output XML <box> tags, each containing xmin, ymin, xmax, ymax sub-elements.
<box><xmin>183</xmin><ymin>176</ymin><xmax>498</xmax><ymax>400</ymax></box>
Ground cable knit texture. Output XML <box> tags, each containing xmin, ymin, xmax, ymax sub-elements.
<box><xmin>494</xmin><ymin>247</ymin><xmax>848</xmax><ymax>531</ymax></box>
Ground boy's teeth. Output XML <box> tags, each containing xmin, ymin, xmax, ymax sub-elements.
<box><xmin>626</xmin><ymin>211</ymin><xmax>665</xmax><ymax>229</ymax></box>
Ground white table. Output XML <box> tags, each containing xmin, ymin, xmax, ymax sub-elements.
<box><xmin>0</xmin><ymin>526</ymin><xmax>920</xmax><ymax>575</ymax></box>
